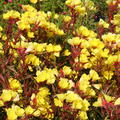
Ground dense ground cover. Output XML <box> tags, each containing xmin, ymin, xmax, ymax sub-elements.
<box><xmin>0</xmin><ymin>0</ymin><xmax>120</xmax><ymax>120</ymax></box>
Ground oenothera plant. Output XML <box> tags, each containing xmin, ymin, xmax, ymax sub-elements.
<box><xmin>0</xmin><ymin>0</ymin><xmax>120</xmax><ymax>120</ymax></box>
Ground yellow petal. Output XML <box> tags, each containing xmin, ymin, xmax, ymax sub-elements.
<box><xmin>114</xmin><ymin>98</ymin><xmax>120</xmax><ymax>105</ymax></box>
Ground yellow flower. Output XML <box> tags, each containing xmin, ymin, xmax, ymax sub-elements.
<box><xmin>65</xmin><ymin>91</ymin><xmax>80</xmax><ymax>103</ymax></box>
<box><xmin>25</xmin><ymin>106</ymin><xmax>34</xmax><ymax>115</ymax></box>
<box><xmin>16</xmin><ymin>108</ymin><xmax>24</xmax><ymax>117</ymax></box>
<box><xmin>25</xmin><ymin>54</ymin><xmax>40</xmax><ymax>66</ymax></box>
<box><xmin>80</xmin><ymin>54</ymin><xmax>88</xmax><ymax>63</ymax></box>
<box><xmin>81</xmin><ymin>99</ymin><xmax>90</xmax><ymax>111</ymax></box>
<box><xmin>56</xmin><ymin>94</ymin><xmax>66</xmax><ymax>101</ymax></box>
<box><xmin>22</xmin><ymin>5</ymin><xmax>37</xmax><ymax>12</ymax></box>
<box><xmin>114</xmin><ymin>98</ymin><xmax>120</xmax><ymax>105</ymax></box>
<box><xmin>105</xmin><ymin>55</ymin><xmax>118</xmax><ymax>64</ymax></box>
<box><xmin>53</xmin><ymin>45</ymin><xmax>62</xmax><ymax>52</ymax></box>
<box><xmin>100</xmin><ymin>49</ymin><xmax>109</xmax><ymax>58</ymax></box>
<box><xmin>35</xmin><ymin>43</ymin><xmax>46</xmax><ymax>53</ymax></box>
<box><xmin>27</xmin><ymin>31</ymin><xmax>34</xmax><ymax>38</ymax></box>
<box><xmin>35</xmin><ymin>68</ymin><xmax>58</xmax><ymax>84</ymax></box>
<box><xmin>78</xmin><ymin>111</ymin><xmax>88</xmax><ymax>120</ymax></box>
<box><xmin>17</xmin><ymin>21</ymin><xmax>30</xmax><ymax>30</ymax></box>
<box><xmin>65</xmin><ymin>0</ymin><xmax>81</xmax><ymax>6</ymax></box>
<box><xmin>2</xmin><ymin>35</ymin><xmax>7</xmax><ymax>41</ymax></box>
<box><xmin>89</xmin><ymin>38</ymin><xmax>104</xmax><ymax>48</ymax></box>
<box><xmin>35</xmin><ymin>70</ymin><xmax>48</xmax><ymax>83</ymax></box>
<box><xmin>30</xmin><ymin>0</ymin><xmax>38</xmax><ymax>4</ymax></box>
<box><xmin>58</xmin><ymin>78</ymin><xmax>69</xmax><ymax>89</ymax></box>
<box><xmin>104</xmin><ymin>94</ymin><xmax>115</xmax><ymax>102</ymax></box>
<box><xmin>34</xmin><ymin>87</ymin><xmax>50</xmax><ymax>107</ymax></box>
<box><xmin>33</xmin><ymin>110</ymin><xmax>41</xmax><ymax>116</ymax></box>
<box><xmin>12</xmin><ymin>105</ymin><xmax>24</xmax><ymax>117</ymax></box>
<box><xmin>0</xmin><ymin>33</ymin><xmax>2</xmax><ymax>38</ymax></box>
<box><xmin>77</xmin><ymin>26</ymin><xmax>89</xmax><ymax>37</ymax></box>
<box><xmin>3</xmin><ymin>10</ymin><xmax>20</xmax><ymax>20</ymax></box>
<box><xmin>81</xmin><ymin>49</ymin><xmax>90</xmax><ymax>56</ymax></box>
<box><xmin>83</xmin><ymin>63</ymin><xmax>92</xmax><ymax>69</ymax></box>
<box><xmin>93</xmin><ymin>97</ymin><xmax>102</xmax><ymax>107</ymax></box>
<box><xmin>54</xmin><ymin>14</ymin><xmax>59</xmax><ymax>19</ymax></box>
<box><xmin>102</xmin><ymin>33</ymin><xmax>116</xmax><ymax>42</ymax></box>
<box><xmin>72</xmin><ymin>100</ymin><xmax>82</xmax><ymax>109</ymax></box>
<box><xmin>0</xmin><ymin>26</ymin><xmax>3</xmax><ymax>31</ymax></box>
<box><xmin>68</xmin><ymin>37</ymin><xmax>81</xmax><ymax>45</ymax></box>
<box><xmin>86</xmin><ymin>88</ymin><xmax>96</xmax><ymax>96</ymax></box>
<box><xmin>115</xmin><ymin>26</ymin><xmax>120</xmax><ymax>33</ymax></box>
<box><xmin>47</xmin><ymin>76</ymin><xmax>56</xmax><ymax>84</ymax></box>
<box><xmin>89</xmin><ymin>70</ymin><xmax>100</xmax><ymax>81</ymax></box>
<box><xmin>93</xmin><ymin>94</ymin><xmax>114</xmax><ymax>107</ymax></box>
<box><xmin>28</xmin><ymin>66</ymin><xmax>33</xmax><ymax>72</ymax></box>
<box><xmin>75</xmin><ymin>6</ymin><xmax>86</xmax><ymax>16</ymax></box>
<box><xmin>92</xmin><ymin>84</ymin><xmax>101</xmax><ymax>90</ymax></box>
<box><xmin>58</xmin><ymin>78</ymin><xmax>74</xmax><ymax>89</ymax></box>
<box><xmin>64</xmin><ymin>49</ymin><xmax>71</xmax><ymax>56</ymax></box>
<box><xmin>57</xmin><ymin>30</ymin><xmax>64</xmax><ymax>35</ymax></box>
<box><xmin>89</xmin><ymin>30</ymin><xmax>97</xmax><ymax>38</ymax></box>
<box><xmin>46</xmin><ymin>68</ymin><xmax>58</xmax><ymax>84</ymax></box>
<box><xmin>1</xmin><ymin>89</ymin><xmax>19</xmax><ymax>103</ymax></box>
<box><xmin>47</xmin><ymin>11</ymin><xmax>52</xmax><ymax>18</ymax></box>
<box><xmin>46</xmin><ymin>44</ymin><xmax>54</xmax><ymax>52</ymax></box>
<box><xmin>37</xmin><ymin>87</ymin><xmax>50</xmax><ymax>98</ymax></box>
<box><xmin>63</xmin><ymin>66</ymin><xmax>72</xmax><ymax>75</ymax></box>
<box><xmin>9</xmin><ymin>78</ymin><xmax>22</xmax><ymax>93</ymax></box>
<box><xmin>85</xmin><ymin>0</ymin><xmax>96</xmax><ymax>11</ymax></box>
<box><xmin>6</xmin><ymin>108</ymin><xmax>17</xmax><ymax>120</ymax></box>
<box><xmin>1</xmin><ymin>90</ymin><xmax>12</xmax><ymax>102</ymax></box>
<box><xmin>0</xmin><ymin>100</ymin><xmax>4</xmax><ymax>107</ymax></box>
<box><xmin>37</xmin><ymin>97</ymin><xmax>45</xmax><ymax>105</ymax></box>
<box><xmin>98</xmin><ymin>19</ymin><xmax>109</xmax><ymax>28</ymax></box>
<box><xmin>54</xmin><ymin>98</ymin><xmax>63</xmax><ymax>107</ymax></box>
<box><xmin>63</xmin><ymin>16</ymin><xmax>71</xmax><ymax>22</ymax></box>
<box><xmin>54</xmin><ymin>52</ymin><xmax>60</xmax><ymax>57</ymax></box>
<box><xmin>102</xmin><ymin>71</ymin><xmax>114</xmax><ymax>80</ymax></box>
<box><xmin>79</xmin><ymin>74</ymin><xmax>90</xmax><ymax>92</ymax></box>
<box><xmin>0</xmin><ymin>42</ymin><xmax>3</xmax><ymax>50</ymax></box>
